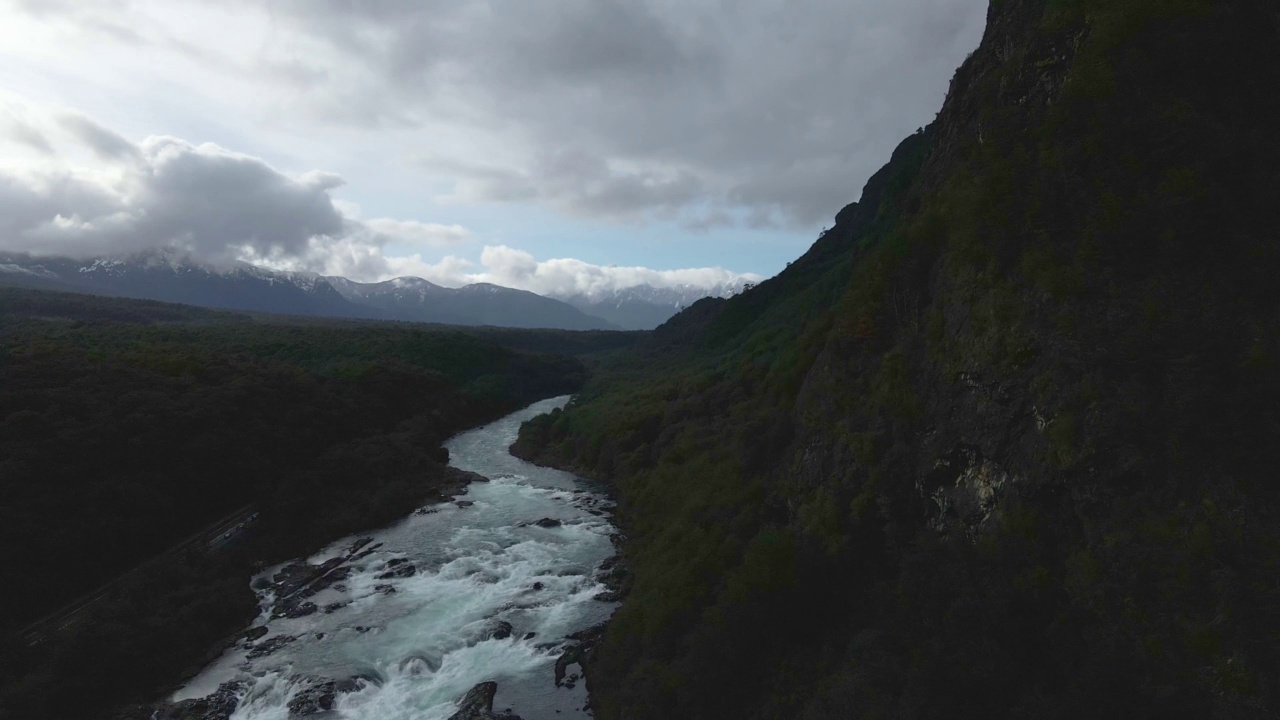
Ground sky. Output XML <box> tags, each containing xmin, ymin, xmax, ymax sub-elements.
<box><xmin>0</xmin><ymin>0</ymin><xmax>986</xmax><ymax>295</ymax></box>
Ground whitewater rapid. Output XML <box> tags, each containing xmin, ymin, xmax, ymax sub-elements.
<box><xmin>176</xmin><ymin>396</ymin><xmax>617</xmax><ymax>720</ymax></box>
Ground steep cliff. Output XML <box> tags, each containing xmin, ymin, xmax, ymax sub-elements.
<box><xmin>515</xmin><ymin>0</ymin><xmax>1280</xmax><ymax>717</ymax></box>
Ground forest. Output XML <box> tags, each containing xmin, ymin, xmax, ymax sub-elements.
<box><xmin>513</xmin><ymin>0</ymin><xmax>1280</xmax><ymax>717</ymax></box>
<box><xmin>0</xmin><ymin>287</ymin><xmax>633</xmax><ymax>718</ymax></box>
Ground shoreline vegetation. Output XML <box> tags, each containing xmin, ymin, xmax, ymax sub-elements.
<box><xmin>0</xmin><ymin>286</ymin><xmax>637</xmax><ymax>719</ymax></box>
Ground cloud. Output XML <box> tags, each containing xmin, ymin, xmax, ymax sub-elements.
<box><xmin>5</xmin><ymin>0</ymin><xmax>985</xmax><ymax>247</ymax></box>
<box><xmin>431</xmin><ymin>149</ymin><xmax>706</xmax><ymax>222</ymax></box>
<box><xmin>411</xmin><ymin>245</ymin><xmax>763</xmax><ymax>299</ymax></box>
<box><xmin>2</xmin><ymin>110</ymin><xmax>54</xmax><ymax>155</ymax></box>
<box><xmin>232</xmin><ymin>0</ymin><xmax>986</xmax><ymax>228</ymax></box>
<box><xmin>362</xmin><ymin>218</ymin><xmax>471</xmax><ymax>248</ymax></box>
<box><xmin>0</xmin><ymin>109</ymin><xmax>463</xmax><ymax>278</ymax></box>
<box><xmin>0</xmin><ymin>106</ymin><xmax>755</xmax><ymax>295</ymax></box>
<box><xmin>59</xmin><ymin>114</ymin><xmax>141</xmax><ymax>161</ymax></box>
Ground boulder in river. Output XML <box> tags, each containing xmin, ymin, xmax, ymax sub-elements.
<box><xmin>277</xmin><ymin>600</ymin><xmax>318</xmax><ymax>619</ymax></box>
<box><xmin>554</xmin><ymin>645</ymin><xmax>586</xmax><ymax>687</ymax></box>
<box><xmin>555</xmin><ymin>623</ymin><xmax>608</xmax><ymax>687</ymax></box>
<box><xmin>271</xmin><ymin>562</ymin><xmax>318</xmax><ymax>597</ymax></box>
<box><xmin>483</xmin><ymin>619</ymin><xmax>514</xmax><ymax>640</ymax></box>
<box><xmin>534</xmin><ymin>518</ymin><xmax>562</xmax><ymax>528</ymax></box>
<box><xmin>287</xmin><ymin>679</ymin><xmax>337</xmax><ymax>716</ymax></box>
<box><xmin>446</xmin><ymin>681</ymin><xmax>524</xmax><ymax>720</ymax></box>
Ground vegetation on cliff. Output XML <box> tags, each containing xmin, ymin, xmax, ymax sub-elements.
<box><xmin>515</xmin><ymin>1</ymin><xmax>1280</xmax><ymax>717</ymax></box>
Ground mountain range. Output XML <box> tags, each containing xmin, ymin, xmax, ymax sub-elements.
<box><xmin>0</xmin><ymin>251</ymin><xmax>742</xmax><ymax>331</ymax></box>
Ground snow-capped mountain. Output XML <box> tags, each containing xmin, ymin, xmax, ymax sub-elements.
<box><xmin>0</xmin><ymin>249</ymin><xmax>361</xmax><ymax>318</ymax></box>
<box><xmin>553</xmin><ymin>280</ymin><xmax>754</xmax><ymax>330</ymax></box>
<box><xmin>326</xmin><ymin>277</ymin><xmax>617</xmax><ymax>330</ymax></box>
<box><xmin>0</xmin><ymin>251</ymin><xmax>617</xmax><ymax>330</ymax></box>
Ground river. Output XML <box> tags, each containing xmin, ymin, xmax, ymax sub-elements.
<box><xmin>174</xmin><ymin>396</ymin><xmax>617</xmax><ymax>719</ymax></box>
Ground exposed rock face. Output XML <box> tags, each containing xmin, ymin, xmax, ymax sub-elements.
<box><xmin>922</xmin><ymin>444</ymin><xmax>1017</xmax><ymax>536</ymax></box>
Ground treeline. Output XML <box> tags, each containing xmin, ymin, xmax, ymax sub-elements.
<box><xmin>515</xmin><ymin>1</ymin><xmax>1280</xmax><ymax>718</ymax></box>
<box><xmin>0</xmin><ymin>287</ymin><xmax>623</xmax><ymax>717</ymax></box>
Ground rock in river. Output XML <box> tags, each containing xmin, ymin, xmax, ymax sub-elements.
<box><xmin>446</xmin><ymin>681</ymin><xmax>524</xmax><ymax>720</ymax></box>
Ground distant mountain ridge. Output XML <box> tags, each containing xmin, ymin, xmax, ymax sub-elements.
<box><xmin>0</xmin><ymin>250</ymin><xmax>360</xmax><ymax>318</ymax></box>
<box><xmin>554</xmin><ymin>280</ymin><xmax>753</xmax><ymax>330</ymax></box>
<box><xmin>0</xmin><ymin>251</ymin><xmax>618</xmax><ymax>330</ymax></box>
<box><xmin>324</xmin><ymin>275</ymin><xmax>619</xmax><ymax>330</ymax></box>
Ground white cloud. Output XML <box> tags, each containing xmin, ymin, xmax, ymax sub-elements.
<box><xmin>414</xmin><ymin>245</ymin><xmax>761</xmax><ymax>298</ymax></box>
<box><xmin>0</xmin><ymin>99</ymin><xmax>758</xmax><ymax>296</ymax></box>
<box><xmin>0</xmin><ymin>101</ymin><xmax>470</xmax><ymax>279</ymax></box>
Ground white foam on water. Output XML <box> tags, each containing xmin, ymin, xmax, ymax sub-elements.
<box><xmin>176</xmin><ymin>396</ymin><xmax>617</xmax><ymax>720</ymax></box>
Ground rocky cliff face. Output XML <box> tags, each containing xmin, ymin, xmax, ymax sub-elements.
<box><xmin>516</xmin><ymin>1</ymin><xmax>1280</xmax><ymax>718</ymax></box>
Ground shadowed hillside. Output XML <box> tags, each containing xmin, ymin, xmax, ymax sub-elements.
<box><xmin>513</xmin><ymin>1</ymin><xmax>1280</xmax><ymax>717</ymax></box>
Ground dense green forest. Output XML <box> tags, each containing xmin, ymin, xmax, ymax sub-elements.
<box><xmin>0</xmin><ymin>287</ymin><xmax>634</xmax><ymax>718</ymax></box>
<box><xmin>514</xmin><ymin>0</ymin><xmax>1280</xmax><ymax>717</ymax></box>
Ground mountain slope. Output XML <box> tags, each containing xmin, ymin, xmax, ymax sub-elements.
<box><xmin>0</xmin><ymin>251</ymin><xmax>366</xmax><ymax>318</ymax></box>
<box><xmin>513</xmin><ymin>1</ymin><xmax>1280</xmax><ymax>717</ymax></box>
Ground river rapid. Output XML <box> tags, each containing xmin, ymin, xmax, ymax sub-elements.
<box><xmin>175</xmin><ymin>396</ymin><xmax>617</xmax><ymax>720</ymax></box>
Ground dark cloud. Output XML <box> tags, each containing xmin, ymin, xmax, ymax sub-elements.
<box><xmin>0</xmin><ymin>130</ymin><xmax>431</xmax><ymax>278</ymax></box>
<box><xmin>131</xmin><ymin>137</ymin><xmax>345</xmax><ymax>257</ymax></box>
<box><xmin>3</xmin><ymin>115</ymin><xmax>54</xmax><ymax>154</ymax></box>
<box><xmin>251</xmin><ymin>0</ymin><xmax>987</xmax><ymax>227</ymax></box>
<box><xmin>431</xmin><ymin>148</ymin><xmax>706</xmax><ymax>221</ymax></box>
<box><xmin>59</xmin><ymin>114</ymin><xmax>141</xmax><ymax>161</ymax></box>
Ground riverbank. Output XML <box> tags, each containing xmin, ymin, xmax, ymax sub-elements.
<box><xmin>2</xmin><ymin>396</ymin><xmax>579</xmax><ymax>720</ymax></box>
<box><xmin>508</xmin><ymin>411</ymin><xmax>632</xmax><ymax>719</ymax></box>
<box><xmin>141</xmin><ymin>397</ymin><xmax>620</xmax><ymax>720</ymax></box>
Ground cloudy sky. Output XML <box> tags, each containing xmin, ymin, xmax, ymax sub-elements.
<box><xmin>0</xmin><ymin>0</ymin><xmax>985</xmax><ymax>294</ymax></box>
